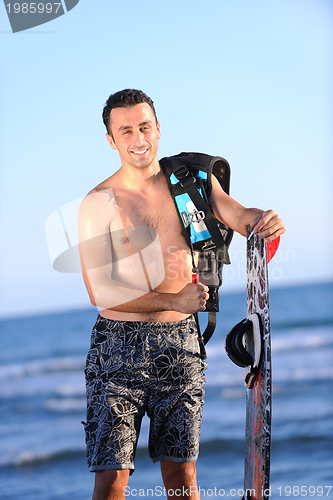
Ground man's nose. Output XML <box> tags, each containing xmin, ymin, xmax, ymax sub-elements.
<box><xmin>133</xmin><ymin>129</ymin><xmax>145</xmax><ymax>143</ymax></box>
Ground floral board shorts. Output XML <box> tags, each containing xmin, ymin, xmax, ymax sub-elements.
<box><xmin>83</xmin><ymin>314</ymin><xmax>207</xmax><ymax>474</ymax></box>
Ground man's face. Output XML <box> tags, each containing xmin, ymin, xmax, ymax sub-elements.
<box><xmin>107</xmin><ymin>103</ymin><xmax>161</xmax><ymax>170</ymax></box>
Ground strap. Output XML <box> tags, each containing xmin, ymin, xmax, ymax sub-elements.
<box><xmin>189</xmin><ymin>231</ymin><xmax>216</xmax><ymax>349</ymax></box>
<box><xmin>160</xmin><ymin>153</ymin><xmax>234</xmax><ymax>346</ymax></box>
<box><xmin>224</xmin><ymin>318</ymin><xmax>254</xmax><ymax>367</ymax></box>
<box><xmin>224</xmin><ymin>314</ymin><xmax>264</xmax><ymax>389</ymax></box>
<box><xmin>174</xmin><ymin>168</ymin><xmax>230</xmax><ymax>263</ymax></box>
<box><xmin>202</xmin><ymin>312</ymin><xmax>216</xmax><ymax>345</ymax></box>
<box><xmin>193</xmin><ymin>312</ymin><xmax>207</xmax><ymax>359</ymax></box>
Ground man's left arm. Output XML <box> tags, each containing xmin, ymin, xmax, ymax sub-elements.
<box><xmin>209</xmin><ymin>175</ymin><xmax>285</xmax><ymax>242</ymax></box>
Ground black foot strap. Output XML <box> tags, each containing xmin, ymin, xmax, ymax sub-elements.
<box><xmin>225</xmin><ymin>314</ymin><xmax>263</xmax><ymax>389</ymax></box>
<box><xmin>225</xmin><ymin>318</ymin><xmax>254</xmax><ymax>367</ymax></box>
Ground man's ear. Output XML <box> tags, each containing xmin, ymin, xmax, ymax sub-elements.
<box><xmin>157</xmin><ymin>121</ymin><xmax>161</xmax><ymax>140</ymax></box>
<box><xmin>106</xmin><ymin>133</ymin><xmax>117</xmax><ymax>150</ymax></box>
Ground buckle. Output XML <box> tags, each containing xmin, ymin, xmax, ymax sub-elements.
<box><xmin>181</xmin><ymin>211</ymin><xmax>190</xmax><ymax>227</ymax></box>
<box><xmin>202</xmin><ymin>240</ymin><xmax>216</xmax><ymax>250</ymax></box>
<box><xmin>174</xmin><ymin>166</ymin><xmax>190</xmax><ymax>180</ymax></box>
<box><xmin>181</xmin><ymin>210</ymin><xmax>205</xmax><ymax>228</ymax></box>
<box><xmin>189</xmin><ymin>210</ymin><xmax>205</xmax><ymax>224</ymax></box>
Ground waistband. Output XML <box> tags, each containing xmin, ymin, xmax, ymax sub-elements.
<box><xmin>96</xmin><ymin>314</ymin><xmax>195</xmax><ymax>328</ymax></box>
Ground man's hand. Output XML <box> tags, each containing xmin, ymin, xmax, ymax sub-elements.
<box><xmin>250</xmin><ymin>210</ymin><xmax>285</xmax><ymax>243</ymax></box>
<box><xmin>174</xmin><ymin>283</ymin><xmax>210</xmax><ymax>314</ymax></box>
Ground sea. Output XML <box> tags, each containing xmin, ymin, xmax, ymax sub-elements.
<box><xmin>0</xmin><ymin>282</ymin><xmax>332</xmax><ymax>500</ymax></box>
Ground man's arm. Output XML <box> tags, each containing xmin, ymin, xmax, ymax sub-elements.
<box><xmin>78</xmin><ymin>189</ymin><xmax>208</xmax><ymax>314</ymax></box>
<box><xmin>209</xmin><ymin>175</ymin><xmax>285</xmax><ymax>242</ymax></box>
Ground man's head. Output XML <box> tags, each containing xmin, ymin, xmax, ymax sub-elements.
<box><xmin>103</xmin><ymin>89</ymin><xmax>161</xmax><ymax>171</ymax></box>
<box><xmin>102</xmin><ymin>89</ymin><xmax>158</xmax><ymax>139</ymax></box>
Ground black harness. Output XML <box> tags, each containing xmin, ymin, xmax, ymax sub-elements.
<box><xmin>160</xmin><ymin>152</ymin><xmax>234</xmax><ymax>356</ymax></box>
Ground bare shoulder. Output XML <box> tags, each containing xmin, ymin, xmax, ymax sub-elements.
<box><xmin>87</xmin><ymin>169</ymin><xmax>120</xmax><ymax>195</ymax></box>
<box><xmin>81</xmin><ymin>170</ymin><xmax>120</xmax><ymax>207</ymax></box>
<box><xmin>79</xmin><ymin>173</ymin><xmax>121</xmax><ymax>233</ymax></box>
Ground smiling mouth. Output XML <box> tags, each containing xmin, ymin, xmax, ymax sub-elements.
<box><xmin>131</xmin><ymin>148</ymin><xmax>149</xmax><ymax>156</ymax></box>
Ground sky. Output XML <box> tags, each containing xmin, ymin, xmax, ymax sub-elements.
<box><xmin>0</xmin><ymin>0</ymin><xmax>332</xmax><ymax>318</ymax></box>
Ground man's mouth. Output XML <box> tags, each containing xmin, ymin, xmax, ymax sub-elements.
<box><xmin>131</xmin><ymin>148</ymin><xmax>149</xmax><ymax>156</ymax></box>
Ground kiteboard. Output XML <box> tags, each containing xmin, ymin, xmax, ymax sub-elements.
<box><xmin>225</xmin><ymin>226</ymin><xmax>279</xmax><ymax>500</ymax></box>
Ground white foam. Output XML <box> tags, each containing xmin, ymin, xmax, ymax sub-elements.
<box><xmin>0</xmin><ymin>445</ymin><xmax>86</xmax><ymax>468</ymax></box>
<box><xmin>0</xmin><ymin>370</ymin><xmax>85</xmax><ymax>398</ymax></box>
<box><xmin>271</xmin><ymin>329</ymin><xmax>333</xmax><ymax>352</ymax></box>
<box><xmin>273</xmin><ymin>365</ymin><xmax>333</xmax><ymax>383</ymax></box>
<box><xmin>45</xmin><ymin>398</ymin><xmax>86</xmax><ymax>412</ymax></box>
<box><xmin>0</xmin><ymin>356</ymin><xmax>85</xmax><ymax>380</ymax></box>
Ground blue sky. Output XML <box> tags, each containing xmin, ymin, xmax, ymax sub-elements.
<box><xmin>0</xmin><ymin>0</ymin><xmax>332</xmax><ymax>318</ymax></box>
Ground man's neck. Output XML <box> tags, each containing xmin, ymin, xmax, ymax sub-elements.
<box><xmin>117</xmin><ymin>159</ymin><xmax>163</xmax><ymax>192</ymax></box>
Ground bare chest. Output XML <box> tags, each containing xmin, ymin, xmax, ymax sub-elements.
<box><xmin>110</xmin><ymin>186</ymin><xmax>188</xmax><ymax>258</ymax></box>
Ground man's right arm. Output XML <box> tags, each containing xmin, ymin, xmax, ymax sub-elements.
<box><xmin>78</xmin><ymin>189</ymin><xmax>208</xmax><ymax>314</ymax></box>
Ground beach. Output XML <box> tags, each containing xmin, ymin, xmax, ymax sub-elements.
<box><xmin>1</xmin><ymin>282</ymin><xmax>332</xmax><ymax>499</ymax></box>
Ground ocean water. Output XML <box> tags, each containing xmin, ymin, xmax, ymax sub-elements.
<box><xmin>0</xmin><ymin>282</ymin><xmax>332</xmax><ymax>500</ymax></box>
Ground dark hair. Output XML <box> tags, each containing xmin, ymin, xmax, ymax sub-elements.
<box><xmin>102</xmin><ymin>89</ymin><xmax>158</xmax><ymax>136</ymax></box>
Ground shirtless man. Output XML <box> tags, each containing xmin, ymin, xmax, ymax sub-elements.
<box><xmin>79</xmin><ymin>89</ymin><xmax>285</xmax><ymax>500</ymax></box>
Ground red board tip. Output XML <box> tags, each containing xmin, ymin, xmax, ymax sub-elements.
<box><xmin>266</xmin><ymin>236</ymin><xmax>280</xmax><ymax>263</ymax></box>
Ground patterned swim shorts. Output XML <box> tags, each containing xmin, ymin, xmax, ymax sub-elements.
<box><xmin>84</xmin><ymin>314</ymin><xmax>207</xmax><ymax>473</ymax></box>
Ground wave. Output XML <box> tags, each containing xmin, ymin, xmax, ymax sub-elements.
<box><xmin>3</xmin><ymin>326</ymin><xmax>330</xmax><ymax>383</ymax></box>
<box><xmin>272</xmin><ymin>317</ymin><xmax>333</xmax><ymax>330</ymax></box>
<box><xmin>271</xmin><ymin>330</ymin><xmax>333</xmax><ymax>352</ymax></box>
<box><xmin>0</xmin><ymin>356</ymin><xmax>85</xmax><ymax>381</ymax></box>
<box><xmin>0</xmin><ymin>448</ymin><xmax>86</xmax><ymax>469</ymax></box>
<box><xmin>45</xmin><ymin>397</ymin><xmax>86</xmax><ymax>412</ymax></box>
<box><xmin>0</xmin><ymin>438</ymin><xmax>245</xmax><ymax>470</ymax></box>
<box><xmin>272</xmin><ymin>365</ymin><xmax>333</xmax><ymax>383</ymax></box>
<box><xmin>1</xmin><ymin>356</ymin><xmax>332</xmax><ymax>402</ymax></box>
<box><xmin>207</xmin><ymin>329</ymin><xmax>333</xmax><ymax>357</ymax></box>
<box><xmin>205</xmin><ymin>367</ymin><xmax>333</xmax><ymax>389</ymax></box>
<box><xmin>0</xmin><ymin>326</ymin><xmax>332</xmax><ymax>400</ymax></box>
<box><xmin>2</xmin><ymin>433</ymin><xmax>331</xmax><ymax>471</ymax></box>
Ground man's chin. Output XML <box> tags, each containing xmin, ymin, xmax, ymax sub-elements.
<box><xmin>134</xmin><ymin>161</ymin><xmax>154</xmax><ymax>169</ymax></box>
<box><xmin>131</xmin><ymin>154</ymin><xmax>155</xmax><ymax>169</ymax></box>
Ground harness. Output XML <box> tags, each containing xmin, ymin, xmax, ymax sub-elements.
<box><xmin>160</xmin><ymin>152</ymin><xmax>234</xmax><ymax>357</ymax></box>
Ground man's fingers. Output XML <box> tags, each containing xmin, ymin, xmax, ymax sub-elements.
<box><xmin>251</xmin><ymin>211</ymin><xmax>285</xmax><ymax>238</ymax></box>
<box><xmin>199</xmin><ymin>283</ymin><xmax>209</xmax><ymax>292</ymax></box>
<box><xmin>250</xmin><ymin>210</ymin><xmax>274</xmax><ymax>229</ymax></box>
<box><xmin>198</xmin><ymin>283</ymin><xmax>209</xmax><ymax>296</ymax></box>
<box><xmin>258</xmin><ymin>220</ymin><xmax>285</xmax><ymax>238</ymax></box>
<box><xmin>250</xmin><ymin>213</ymin><xmax>264</xmax><ymax>227</ymax></box>
<box><xmin>196</xmin><ymin>283</ymin><xmax>209</xmax><ymax>310</ymax></box>
<box><xmin>251</xmin><ymin>209</ymin><xmax>276</xmax><ymax>232</ymax></box>
<box><xmin>264</xmin><ymin>226</ymin><xmax>285</xmax><ymax>243</ymax></box>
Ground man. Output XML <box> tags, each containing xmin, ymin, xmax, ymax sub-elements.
<box><xmin>79</xmin><ymin>89</ymin><xmax>285</xmax><ymax>500</ymax></box>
